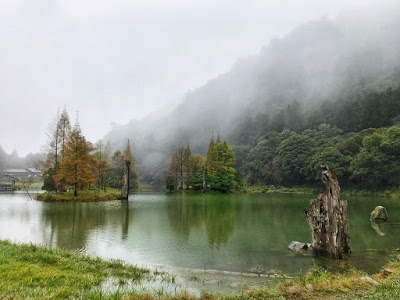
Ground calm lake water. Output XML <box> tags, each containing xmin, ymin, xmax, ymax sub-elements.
<box><xmin>0</xmin><ymin>191</ymin><xmax>399</xmax><ymax>294</ymax></box>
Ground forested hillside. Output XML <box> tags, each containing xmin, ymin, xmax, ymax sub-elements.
<box><xmin>234</xmin><ymin>84</ymin><xmax>400</xmax><ymax>189</ymax></box>
<box><xmin>104</xmin><ymin>6</ymin><xmax>400</xmax><ymax>187</ymax></box>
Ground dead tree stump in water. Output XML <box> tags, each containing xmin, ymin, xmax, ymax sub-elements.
<box><xmin>121</xmin><ymin>161</ymin><xmax>131</xmax><ymax>200</ymax></box>
<box><xmin>304</xmin><ymin>165</ymin><xmax>350</xmax><ymax>259</ymax></box>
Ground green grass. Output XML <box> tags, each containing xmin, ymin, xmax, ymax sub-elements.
<box><xmin>0</xmin><ymin>240</ymin><xmax>151</xmax><ymax>299</ymax></box>
<box><xmin>36</xmin><ymin>189</ymin><xmax>121</xmax><ymax>202</ymax></box>
<box><xmin>2</xmin><ymin>240</ymin><xmax>400</xmax><ymax>299</ymax></box>
<box><xmin>341</xmin><ymin>188</ymin><xmax>400</xmax><ymax>199</ymax></box>
<box><xmin>245</xmin><ymin>185</ymin><xmax>400</xmax><ymax>199</ymax></box>
<box><xmin>244</xmin><ymin>185</ymin><xmax>319</xmax><ymax>195</ymax></box>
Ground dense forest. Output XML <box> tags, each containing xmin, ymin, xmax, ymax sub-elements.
<box><xmin>1</xmin><ymin>6</ymin><xmax>400</xmax><ymax>192</ymax></box>
<box><xmin>231</xmin><ymin>83</ymin><xmax>400</xmax><ymax>189</ymax></box>
<box><xmin>102</xmin><ymin>7</ymin><xmax>400</xmax><ymax>190</ymax></box>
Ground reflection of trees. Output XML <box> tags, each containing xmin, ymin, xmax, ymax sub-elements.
<box><xmin>121</xmin><ymin>200</ymin><xmax>130</xmax><ymax>239</ymax></box>
<box><xmin>166</xmin><ymin>196</ymin><xmax>203</xmax><ymax>240</ymax></box>
<box><xmin>205</xmin><ymin>199</ymin><xmax>236</xmax><ymax>248</ymax></box>
<box><xmin>166</xmin><ymin>194</ymin><xmax>236</xmax><ymax>247</ymax></box>
<box><xmin>40</xmin><ymin>201</ymin><xmax>134</xmax><ymax>250</ymax></box>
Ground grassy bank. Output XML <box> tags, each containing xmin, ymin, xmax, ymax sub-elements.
<box><xmin>13</xmin><ymin>181</ymin><xmax>44</xmax><ymax>189</ymax></box>
<box><xmin>341</xmin><ymin>189</ymin><xmax>400</xmax><ymax>199</ymax></box>
<box><xmin>245</xmin><ymin>185</ymin><xmax>319</xmax><ymax>195</ymax></box>
<box><xmin>36</xmin><ymin>189</ymin><xmax>121</xmax><ymax>202</ymax></box>
<box><xmin>245</xmin><ymin>185</ymin><xmax>400</xmax><ymax>199</ymax></box>
<box><xmin>2</xmin><ymin>240</ymin><xmax>400</xmax><ymax>299</ymax></box>
<box><xmin>223</xmin><ymin>261</ymin><xmax>400</xmax><ymax>299</ymax></box>
<box><xmin>0</xmin><ymin>240</ymin><xmax>153</xmax><ymax>299</ymax></box>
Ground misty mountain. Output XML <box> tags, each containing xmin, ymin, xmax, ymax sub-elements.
<box><xmin>0</xmin><ymin>145</ymin><xmax>43</xmax><ymax>170</ymax></box>
<box><xmin>104</xmin><ymin>6</ymin><xmax>400</xmax><ymax>183</ymax></box>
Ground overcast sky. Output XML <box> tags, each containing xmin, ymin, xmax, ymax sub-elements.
<box><xmin>0</xmin><ymin>0</ymin><xmax>391</xmax><ymax>156</ymax></box>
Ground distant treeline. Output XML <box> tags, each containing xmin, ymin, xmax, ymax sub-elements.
<box><xmin>231</xmin><ymin>84</ymin><xmax>400</xmax><ymax>189</ymax></box>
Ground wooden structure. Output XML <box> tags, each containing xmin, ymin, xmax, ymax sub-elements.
<box><xmin>0</xmin><ymin>175</ymin><xmax>19</xmax><ymax>191</ymax></box>
<box><xmin>304</xmin><ymin>165</ymin><xmax>350</xmax><ymax>259</ymax></box>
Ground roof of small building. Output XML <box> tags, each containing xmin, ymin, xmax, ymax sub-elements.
<box><xmin>3</xmin><ymin>169</ymin><xmax>28</xmax><ymax>173</ymax></box>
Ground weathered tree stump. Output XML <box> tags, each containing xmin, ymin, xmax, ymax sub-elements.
<box><xmin>304</xmin><ymin>165</ymin><xmax>350</xmax><ymax>259</ymax></box>
<box><xmin>121</xmin><ymin>161</ymin><xmax>131</xmax><ymax>200</ymax></box>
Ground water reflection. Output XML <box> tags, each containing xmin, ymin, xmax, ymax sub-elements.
<box><xmin>121</xmin><ymin>200</ymin><xmax>130</xmax><ymax>239</ymax></box>
<box><xmin>166</xmin><ymin>194</ymin><xmax>236</xmax><ymax>248</ymax></box>
<box><xmin>40</xmin><ymin>201</ymin><xmax>135</xmax><ymax>249</ymax></box>
<box><xmin>166</xmin><ymin>195</ymin><xmax>203</xmax><ymax>241</ymax></box>
<box><xmin>370</xmin><ymin>221</ymin><xmax>389</xmax><ymax>236</ymax></box>
<box><xmin>1</xmin><ymin>193</ymin><xmax>400</xmax><ymax>276</ymax></box>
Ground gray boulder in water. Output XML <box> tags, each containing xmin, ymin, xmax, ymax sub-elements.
<box><xmin>370</xmin><ymin>206</ymin><xmax>389</xmax><ymax>222</ymax></box>
<box><xmin>288</xmin><ymin>241</ymin><xmax>311</xmax><ymax>251</ymax></box>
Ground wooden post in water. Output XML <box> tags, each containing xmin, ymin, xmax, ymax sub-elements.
<box><xmin>121</xmin><ymin>161</ymin><xmax>131</xmax><ymax>200</ymax></box>
<box><xmin>304</xmin><ymin>165</ymin><xmax>350</xmax><ymax>259</ymax></box>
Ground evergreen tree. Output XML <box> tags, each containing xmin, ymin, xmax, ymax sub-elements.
<box><xmin>205</xmin><ymin>138</ymin><xmax>216</xmax><ymax>176</ymax></box>
<box><xmin>53</xmin><ymin>121</ymin><xmax>94</xmax><ymax>196</ymax></box>
<box><xmin>166</xmin><ymin>147</ymin><xmax>185</xmax><ymax>190</ymax></box>
<box><xmin>107</xmin><ymin>150</ymin><xmax>123</xmax><ymax>189</ymax></box>
<box><xmin>92</xmin><ymin>140</ymin><xmax>111</xmax><ymax>191</ymax></box>
<box><xmin>39</xmin><ymin>109</ymin><xmax>71</xmax><ymax>191</ymax></box>
<box><xmin>122</xmin><ymin>140</ymin><xmax>139</xmax><ymax>191</ymax></box>
<box><xmin>205</xmin><ymin>137</ymin><xmax>239</xmax><ymax>192</ymax></box>
<box><xmin>58</xmin><ymin>108</ymin><xmax>71</xmax><ymax>161</ymax></box>
<box><xmin>182</xmin><ymin>146</ymin><xmax>192</xmax><ymax>189</ymax></box>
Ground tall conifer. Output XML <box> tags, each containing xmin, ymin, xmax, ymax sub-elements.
<box><xmin>54</xmin><ymin>121</ymin><xmax>94</xmax><ymax>196</ymax></box>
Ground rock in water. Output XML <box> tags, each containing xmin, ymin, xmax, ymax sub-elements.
<box><xmin>370</xmin><ymin>206</ymin><xmax>388</xmax><ymax>222</ymax></box>
<box><xmin>288</xmin><ymin>241</ymin><xmax>311</xmax><ymax>251</ymax></box>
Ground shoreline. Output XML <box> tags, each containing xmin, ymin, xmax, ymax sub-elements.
<box><xmin>1</xmin><ymin>240</ymin><xmax>400</xmax><ymax>299</ymax></box>
<box><xmin>243</xmin><ymin>186</ymin><xmax>400</xmax><ymax>199</ymax></box>
<box><xmin>36</xmin><ymin>189</ymin><xmax>121</xmax><ymax>202</ymax></box>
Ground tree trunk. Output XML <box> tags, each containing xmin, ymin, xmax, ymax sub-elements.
<box><xmin>304</xmin><ymin>165</ymin><xmax>350</xmax><ymax>259</ymax></box>
<box><xmin>121</xmin><ymin>161</ymin><xmax>131</xmax><ymax>200</ymax></box>
<box><xmin>74</xmin><ymin>163</ymin><xmax>78</xmax><ymax>197</ymax></box>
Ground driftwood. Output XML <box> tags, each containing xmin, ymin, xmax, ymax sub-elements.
<box><xmin>304</xmin><ymin>165</ymin><xmax>350</xmax><ymax>259</ymax></box>
<box><xmin>121</xmin><ymin>161</ymin><xmax>131</xmax><ymax>200</ymax></box>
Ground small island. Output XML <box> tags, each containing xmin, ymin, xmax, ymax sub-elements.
<box><xmin>36</xmin><ymin>189</ymin><xmax>121</xmax><ymax>202</ymax></box>
<box><xmin>36</xmin><ymin>109</ymin><xmax>139</xmax><ymax>202</ymax></box>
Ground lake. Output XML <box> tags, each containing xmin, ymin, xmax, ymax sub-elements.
<box><xmin>0</xmin><ymin>191</ymin><xmax>399</xmax><ymax>294</ymax></box>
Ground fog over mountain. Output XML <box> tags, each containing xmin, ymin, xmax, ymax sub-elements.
<box><xmin>104</xmin><ymin>3</ymin><xmax>400</xmax><ymax>182</ymax></box>
<box><xmin>0</xmin><ymin>0</ymin><xmax>392</xmax><ymax>157</ymax></box>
